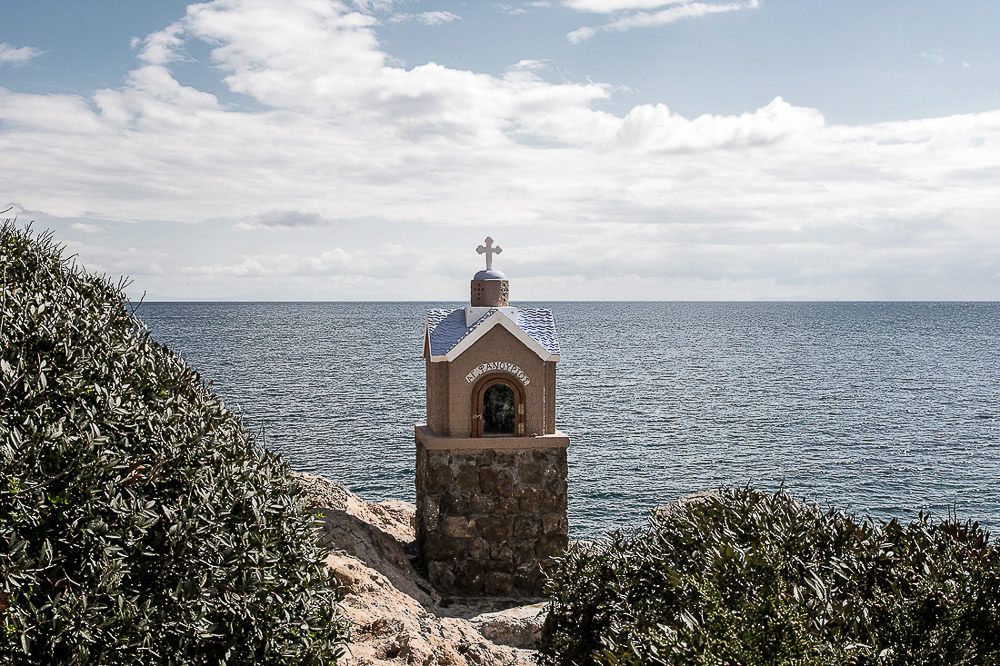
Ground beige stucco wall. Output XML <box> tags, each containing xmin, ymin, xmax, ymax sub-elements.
<box><xmin>425</xmin><ymin>325</ymin><xmax>557</xmax><ymax>438</ymax></box>
<box><xmin>425</xmin><ymin>358</ymin><xmax>449</xmax><ymax>435</ymax></box>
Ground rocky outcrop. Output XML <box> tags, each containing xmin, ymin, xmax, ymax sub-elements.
<box><xmin>294</xmin><ymin>473</ymin><xmax>544</xmax><ymax>665</ymax></box>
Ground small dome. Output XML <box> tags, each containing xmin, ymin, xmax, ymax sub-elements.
<box><xmin>474</xmin><ymin>269</ymin><xmax>507</xmax><ymax>280</ymax></box>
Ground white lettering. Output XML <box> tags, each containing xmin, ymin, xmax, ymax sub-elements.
<box><xmin>465</xmin><ymin>362</ymin><xmax>531</xmax><ymax>386</ymax></box>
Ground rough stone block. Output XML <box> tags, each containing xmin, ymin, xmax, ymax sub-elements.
<box><xmin>476</xmin><ymin>515</ymin><xmax>513</xmax><ymax>541</ymax></box>
<box><xmin>428</xmin><ymin>561</ymin><xmax>455</xmax><ymax>591</ymax></box>
<box><xmin>468</xmin><ymin>492</ymin><xmax>497</xmax><ymax>515</ymax></box>
<box><xmin>541</xmin><ymin>512</ymin><xmax>566</xmax><ymax>535</ymax></box>
<box><xmin>490</xmin><ymin>541</ymin><xmax>514</xmax><ymax>562</ymax></box>
<box><xmin>478</xmin><ymin>467</ymin><xmax>501</xmax><ymax>494</ymax></box>
<box><xmin>513</xmin><ymin>541</ymin><xmax>535</xmax><ymax>564</ymax></box>
<box><xmin>468</xmin><ymin>537</ymin><xmax>491</xmax><ymax>560</ymax></box>
<box><xmin>455</xmin><ymin>564</ymin><xmax>485</xmax><ymax>595</ymax></box>
<box><xmin>539</xmin><ymin>488</ymin><xmax>564</xmax><ymax>512</ymax></box>
<box><xmin>425</xmin><ymin>534</ymin><xmax>462</xmax><ymax>560</ymax></box>
<box><xmin>441</xmin><ymin>516</ymin><xmax>475</xmax><ymax>539</ymax></box>
<box><xmin>497</xmin><ymin>497</ymin><xmax>519</xmax><ymax>515</ymax></box>
<box><xmin>423</xmin><ymin>497</ymin><xmax>440</xmax><ymax>532</ymax></box>
<box><xmin>439</xmin><ymin>492</ymin><xmax>468</xmax><ymax>516</ymax></box>
<box><xmin>428</xmin><ymin>450</ymin><xmax>451</xmax><ymax>468</ymax></box>
<box><xmin>496</xmin><ymin>470</ymin><xmax>516</xmax><ymax>497</ymax></box>
<box><xmin>495</xmin><ymin>452</ymin><xmax>516</xmax><ymax>466</ymax></box>
<box><xmin>514</xmin><ymin>567</ymin><xmax>540</xmax><ymax>595</ymax></box>
<box><xmin>484</xmin><ymin>572</ymin><xmax>515</xmax><ymax>596</ymax></box>
<box><xmin>516</xmin><ymin>460</ymin><xmax>543</xmax><ymax>485</ymax></box>
<box><xmin>535</xmin><ymin>533</ymin><xmax>568</xmax><ymax>559</ymax></box>
<box><xmin>513</xmin><ymin>515</ymin><xmax>540</xmax><ymax>538</ymax></box>
<box><xmin>455</xmin><ymin>462</ymin><xmax>480</xmax><ymax>491</ymax></box>
<box><xmin>425</xmin><ymin>463</ymin><xmax>452</xmax><ymax>495</ymax></box>
<box><xmin>516</xmin><ymin>487</ymin><xmax>539</xmax><ymax>513</ymax></box>
<box><xmin>554</xmin><ymin>476</ymin><xmax>568</xmax><ymax>495</ymax></box>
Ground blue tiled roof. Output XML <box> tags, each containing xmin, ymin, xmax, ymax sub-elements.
<box><xmin>515</xmin><ymin>308</ymin><xmax>561</xmax><ymax>356</ymax></box>
<box><xmin>426</xmin><ymin>308</ymin><xmax>476</xmax><ymax>356</ymax></box>
<box><xmin>426</xmin><ymin>307</ymin><xmax>560</xmax><ymax>358</ymax></box>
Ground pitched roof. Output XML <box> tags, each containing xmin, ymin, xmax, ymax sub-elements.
<box><xmin>425</xmin><ymin>307</ymin><xmax>561</xmax><ymax>362</ymax></box>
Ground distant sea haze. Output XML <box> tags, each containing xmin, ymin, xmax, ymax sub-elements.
<box><xmin>140</xmin><ymin>302</ymin><xmax>1000</xmax><ymax>541</ymax></box>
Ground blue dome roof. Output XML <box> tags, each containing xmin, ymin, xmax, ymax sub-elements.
<box><xmin>474</xmin><ymin>269</ymin><xmax>507</xmax><ymax>280</ymax></box>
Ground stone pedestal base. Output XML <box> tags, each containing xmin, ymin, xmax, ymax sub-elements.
<box><xmin>414</xmin><ymin>425</ymin><xmax>569</xmax><ymax>596</ymax></box>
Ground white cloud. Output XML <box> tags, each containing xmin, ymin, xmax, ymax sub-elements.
<box><xmin>609</xmin><ymin>97</ymin><xmax>825</xmax><ymax>153</ymax></box>
<box><xmin>62</xmin><ymin>240</ymin><xmax>168</xmax><ymax>277</ymax></box>
<box><xmin>921</xmin><ymin>48</ymin><xmax>945</xmax><ymax>64</ymax></box>
<box><xmin>507</xmin><ymin>59</ymin><xmax>549</xmax><ymax>72</ymax></box>
<box><xmin>567</xmin><ymin>26</ymin><xmax>597</xmax><ymax>43</ymax></box>
<box><xmin>136</xmin><ymin>23</ymin><xmax>187</xmax><ymax>65</ymax></box>
<box><xmin>493</xmin><ymin>4</ymin><xmax>528</xmax><ymax>15</ymax></box>
<box><xmin>0</xmin><ymin>43</ymin><xmax>43</xmax><ymax>66</ymax></box>
<box><xmin>567</xmin><ymin>0</ymin><xmax>757</xmax><ymax>42</ymax></box>
<box><xmin>182</xmin><ymin>244</ymin><xmax>428</xmax><ymax>278</ymax></box>
<box><xmin>69</xmin><ymin>222</ymin><xmax>103</xmax><ymax>233</ymax></box>
<box><xmin>2</xmin><ymin>0</ymin><xmax>999</xmax><ymax>300</ymax></box>
<box><xmin>605</xmin><ymin>0</ymin><xmax>756</xmax><ymax>31</ymax></box>
<box><xmin>564</xmin><ymin>0</ymin><xmax>690</xmax><ymax>12</ymax></box>
<box><xmin>420</xmin><ymin>11</ymin><xmax>460</xmax><ymax>24</ymax></box>
<box><xmin>351</xmin><ymin>0</ymin><xmax>394</xmax><ymax>10</ymax></box>
<box><xmin>389</xmin><ymin>11</ymin><xmax>461</xmax><ymax>25</ymax></box>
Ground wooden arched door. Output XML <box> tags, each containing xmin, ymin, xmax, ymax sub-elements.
<box><xmin>472</xmin><ymin>374</ymin><xmax>526</xmax><ymax>437</ymax></box>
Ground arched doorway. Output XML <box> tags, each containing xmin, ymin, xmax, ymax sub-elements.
<box><xmin>472</xmin><ymin>374</ymin><xmax>525</xmax><ymax>437</ymax></box>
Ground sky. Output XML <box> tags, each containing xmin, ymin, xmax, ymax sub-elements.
<box><xmin>2</xmin><ymin>0</ymin><xmax>1000</xmax><ymax>301</ymax></box>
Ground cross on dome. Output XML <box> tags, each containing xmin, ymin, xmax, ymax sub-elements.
<box><xmin>477</xmin><ymin>237</ymin><xmax>502</xmax><ymax>271</ymax></box>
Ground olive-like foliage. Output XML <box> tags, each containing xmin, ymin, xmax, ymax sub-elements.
<box><xmin>1</xmin><ymin>222</ymin><xmax>347</xmax><ymax>665</ymax></box>
<box><xmin>541</xmin><ymin>486</ymin><xmax>1000</xmax><ymax>666</ymax></box>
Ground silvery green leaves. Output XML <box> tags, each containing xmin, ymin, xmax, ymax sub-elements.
<box><xmin>540</xmin><ymin>486</ymin><xmax>1000</xmax><ymax>666</ymax></box>
<box><xmin>1</xmin><ymin>222</ymin><xmax>347</xmax><ymax>665</ymax></box>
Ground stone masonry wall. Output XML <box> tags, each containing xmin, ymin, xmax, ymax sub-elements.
<box><xmin>416</xmin><ymin>443</ymin><xmax>568</xmax><ymax>597</ymax></box>
<box><xmin>470</xmin><ymin>279</ymin><xmax>510</xmax><ymax>307</ymax></box>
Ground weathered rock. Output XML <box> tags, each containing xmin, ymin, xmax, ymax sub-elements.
<box><xmin>296</xmin><ymin>472</ymin><xmax>432</xmax><ymax>606</ymax></box>
<box><xmin>469</xmin><ymin>603</ymin><xmax>547</xmax><ymax>650</ymax></box>
<box><xmin>650</xmin><ymin>489</ymin><xmax>723</xmax><ymax>521</ymax></box>
<box><xmin>293</xmin><ymin>473</ymin><xmax>540</xmax><ymax>665</ymax></box>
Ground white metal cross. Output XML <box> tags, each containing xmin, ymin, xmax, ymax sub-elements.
<box><xmin>476</xmin><ymin>237</ymin><xmax>502</xmax><ymax>271</ymax></box>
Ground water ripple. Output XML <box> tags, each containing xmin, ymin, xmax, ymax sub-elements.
<box><xmin>139</xmin><ymin>302</ymin><xmax>1000</xmax><ymax>541</ymax></box>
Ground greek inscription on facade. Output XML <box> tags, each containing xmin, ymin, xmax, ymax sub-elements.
<box><xmin>465</xmin><ymin>362</ymin><xmax>531</xmax><ymax>386</ymax></box>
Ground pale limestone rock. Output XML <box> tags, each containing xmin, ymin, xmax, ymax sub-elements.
<box><xmin>293</xmin><ymin>473</ymin><xmax>539</xmax><ymax>666</ymax></box>
<box><xmin>469</xmin><ymin>603</ymin><xmax>547</xmax><ymax>649</ymax></box>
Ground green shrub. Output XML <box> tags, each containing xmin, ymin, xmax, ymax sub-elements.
<box><xmin>540</xmin><ymin>487</ymin><xmax>1000</xmax><ymax>666</ymax></box>
<box><xmin>1</xmin><ymin>222</ymin><xmax>348</xmax><ymax>664</ymax></box>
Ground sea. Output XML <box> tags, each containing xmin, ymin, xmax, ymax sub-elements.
<box><xmin>137</xmin><ymin>301</ymin><xmax>1000</xmax><ymax>542</ymax></box>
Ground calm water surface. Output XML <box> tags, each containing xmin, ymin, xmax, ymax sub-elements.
<box><xmin>139</xmin><ymin>302</ymin><xmax>1000</xmax><ymax>541</ymax></box>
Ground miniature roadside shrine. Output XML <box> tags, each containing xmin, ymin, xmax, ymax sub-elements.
<box><xmin>415</xmin><ymin>238</ymin><xmax>569</xmax><ymax>596</ymax></box>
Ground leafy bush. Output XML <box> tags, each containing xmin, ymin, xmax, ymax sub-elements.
<box><xmin>540</xmin><ymin>486</ymin><xmax>1000</xmax><ymax>666</ymax></box>
<box><xmin>1</xmin><ymin>222</ymin><xmax>348</xmax><ymax>664</ymax></box>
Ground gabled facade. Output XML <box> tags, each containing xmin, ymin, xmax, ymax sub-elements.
<box><xmin>422</xmin><ymin>306</ymin><xmax>559</xmax><ymax>438</ymax></box>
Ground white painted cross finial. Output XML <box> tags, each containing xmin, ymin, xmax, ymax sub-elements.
<box><xmin>477</xmin><ymin>236</ymin><xmax>502</xmax><ymax>271</ymax></box>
